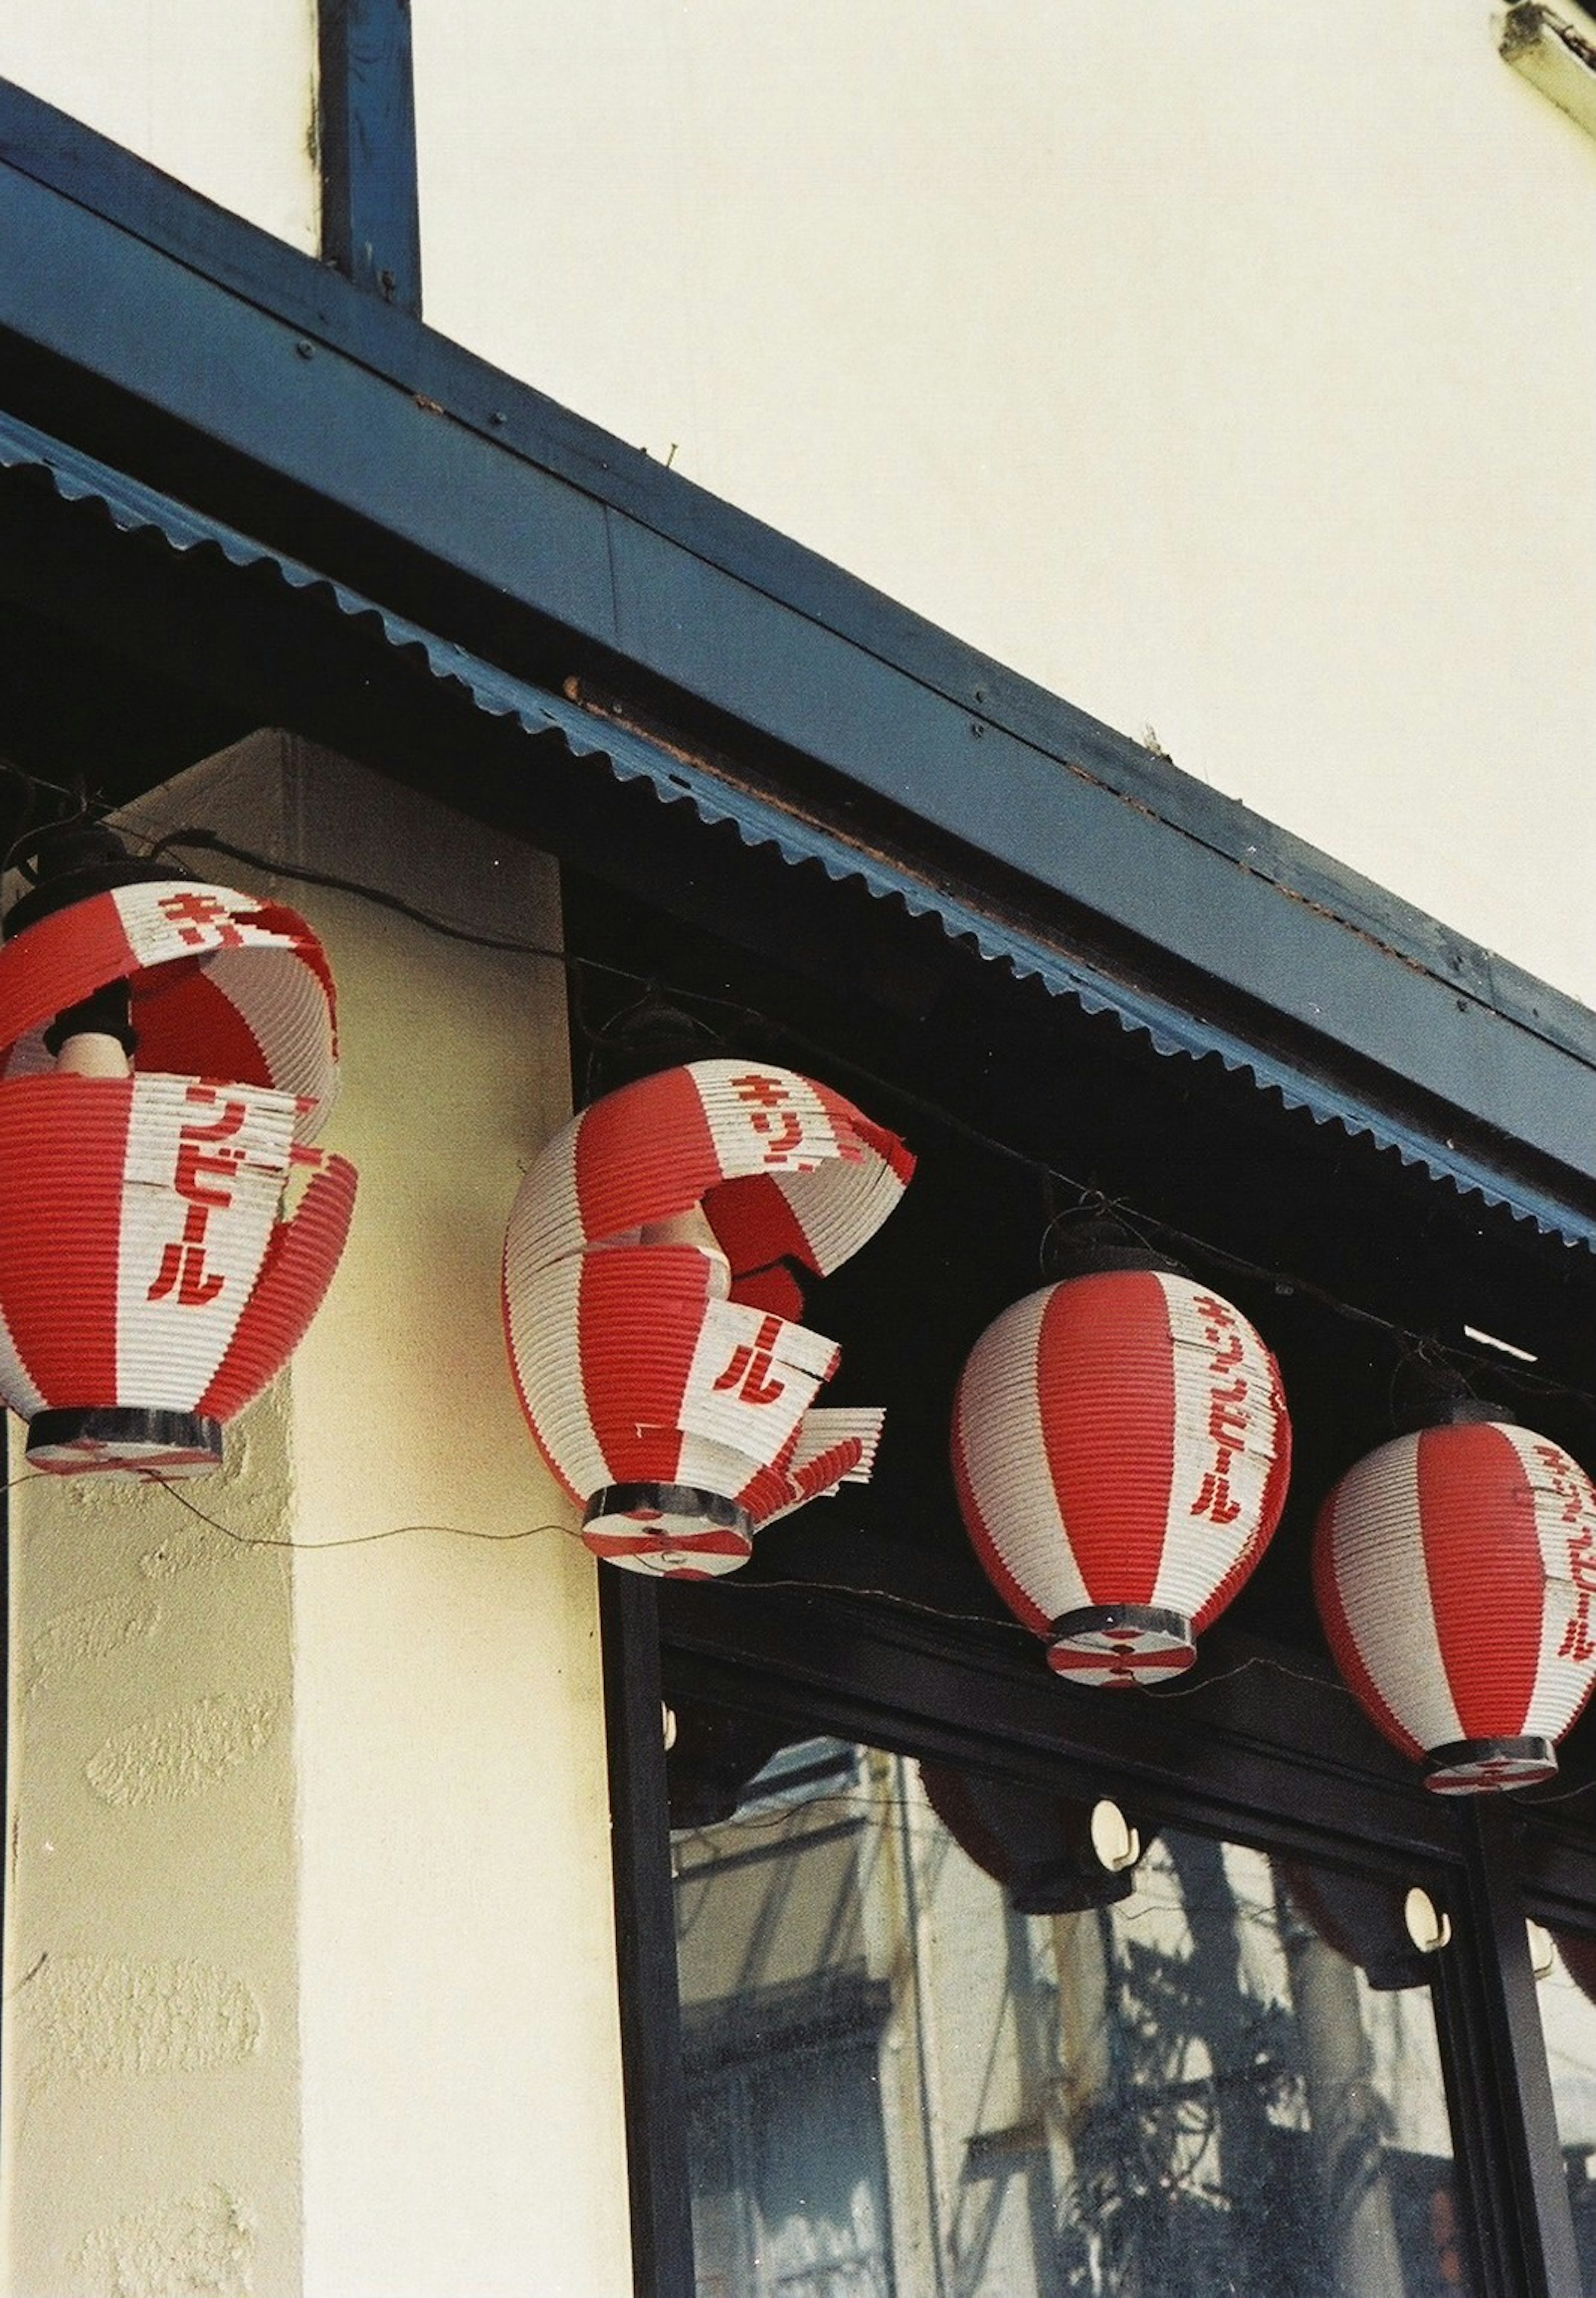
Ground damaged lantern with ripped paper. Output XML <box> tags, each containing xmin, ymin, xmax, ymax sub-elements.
<box><xmin>0</xmin><ymin>827</ymin><xmax>357</xmax><ymax>1476</ymax></box>
<box><xmin>502</xmin><ymin>1059</ymin><xmax>914</xmax><ymax>1577</ymax></box>
<box><xmin>952</xmin><ymin>1251</ymin><xmax>1292</xmax><ymax>1686</ymax></box>
<box><xmin>1315</xmin><ymin>1403</ymin><xmax>1596</xmax><ymax>1793</ymax></box>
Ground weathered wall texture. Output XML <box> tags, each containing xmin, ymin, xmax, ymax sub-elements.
<box><xmin>412</xmin><ymin>0</ymin><xmax>1596</xmax><ymax>1005</ymax></box>
<box><xmin>0</xmin><ymin>0</ymin><xmax>318</xmax><ymax>249</ymax></box>
<box><xmin>4</xmin><ymin>735</ymin><xmax>632</xmax><ymax>2296</ymax></box>
<box><xmin>5</xmin><ymin>1394</ymin><xmax>305</xmax><ymax>2296</ymax></box>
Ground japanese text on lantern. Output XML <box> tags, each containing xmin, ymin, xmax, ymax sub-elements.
<box><xmin>1537</xmin><ymin>1441</ymin><xmax>1596</xmax><ymax>1665</ymax></box>
<box><xmin>147</xmin><ymin>1087</ymin><xmax>251</xmax><ymax>1308</ymax></box>
<box><xmin>712</xmin><ymin>1313</ymin><xmax>787</xmax><ymax>1406</ymax></box>
<box><xmin>1190</xmin><ymin>1293</ymin><xmax>1251</xmax><ymax>1528</ymax></box>
<box><xmin>157</xmin><ymin>890</ymin><xmax>248</xmax><ymax>951</ymax></box>
<box><xmin>730</xmin><ymin>1072</ymin><xmax>808</xmax><ymax>1167</ymax></box>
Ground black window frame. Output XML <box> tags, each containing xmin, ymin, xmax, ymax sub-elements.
<box><xmin>607</xmin><ymin>1568</ymin><xmax>1593</xmax><ymax>2298</ymax></box>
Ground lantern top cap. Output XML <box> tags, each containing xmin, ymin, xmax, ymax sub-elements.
<box><xmin>1431</xmin><ymin>1395</ymin><xmax>1517</xmax><ymax>1428</ymax></box>
<box><xmin>1387</xmin><ymin>1345</ymin><xmax>1520</xmax><ymax>1435</ymax></box>
<box><xmin>1396</xmin><ymin>1388</ymin><xmax>1518</xmax><ymax>1435</ymax></box>
<box><xmin>1044</xmin><ymin>1213</ymin><xmax>1183</xmax><ymax>1282</ymax></box>
<box><xmin>4</xmin><ymin>823</ymin><xmax>183</xmax><ymax>940</ymax></box>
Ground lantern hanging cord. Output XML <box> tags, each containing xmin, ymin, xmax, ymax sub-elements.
<box><xmin>129</xmin><ymin>825</ymin><xmax>1595</xmax><ymax>1414</ymax></box>
<box><xmin>0</xmin><ymin>761</ymin><xmax>102</xmax><ymax>879</ymax></box>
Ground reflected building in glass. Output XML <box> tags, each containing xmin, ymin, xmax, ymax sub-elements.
<box><xmin>674</xmin><ymin>1733</ymin><xmax>1471</xmax><ymax>2298</ymax></box>
<box><xmin>1532</xmin><ymin>1928</ymin><xmax>1596</xmax><ymax>2293</ymax></box>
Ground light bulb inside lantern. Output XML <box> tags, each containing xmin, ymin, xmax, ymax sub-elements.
<box><xmin>637</xmin><ymin>1203</ymin><xmax>731</xmax><ymax>1297</ymax></box>
<box><xmin>50</xmin><ymin>983</ymin><xmax>134</xmax><ymax>1079</ymax></box>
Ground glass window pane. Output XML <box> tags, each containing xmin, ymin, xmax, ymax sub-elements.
<box><xmin>1531</xmin><ymin>1924</ymin><xmax>1596</xmax><ymax>2292</ymax></box>
<box><xmin>672</xmin><ymin>1731</ymin><xmax>1474</xmax><ymax>2298</ymax></box>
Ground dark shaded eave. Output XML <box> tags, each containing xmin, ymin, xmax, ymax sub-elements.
<box><xmin>5</xmin><ymin>406</ymin><xmax>1596</xmax><ymax>1249</ymax></box>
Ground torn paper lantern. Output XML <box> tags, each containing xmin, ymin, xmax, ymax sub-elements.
<box><xmin>503</xmin><ymin>1059</ymin><xmax>914</xmax><ymax>1576</ymax></box>
<box><xmin>0</xmin><ymin>847</ymin><xmax>356</xmax><ymax>1475</ymax></box>
<box><xmin>953</xmin><ymin>1263</ymin><xmax>1292</xmax><ymax>1685</ymax></box>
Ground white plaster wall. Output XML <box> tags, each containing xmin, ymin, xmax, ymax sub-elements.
<box><xmin>4</xmin><ymin>736</ymin><xmax>632</xmax><ymax>2296</ymax></box>
<box><xmin>259</xmin><ymin>748</ymin><xmax>630</xmax><ymax>2298</ymax></box>
<box><xmin>3</xmin><ymin>1404</ymin><xmax>306</xmax><ymax>2298</ymax></box>
<box><xmin>414</xmin><ymin>0</ymin><xmax>1596</xmax><ymax>1005</ymax></box>
<box><xmin>0</xmin><ymin>0</ymin><xmax>318</xmax><ymax>249</ymax></box>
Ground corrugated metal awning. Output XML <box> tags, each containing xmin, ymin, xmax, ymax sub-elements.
<box><xmin>3</xmin><ymin>406</ymin><xmax>1594</xmax><ymax>1247</ymax></box>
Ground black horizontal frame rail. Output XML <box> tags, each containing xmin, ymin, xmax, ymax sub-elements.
<box><xmin>657</xmin><ymin>1585</ymin><xmax>1472</xmax><ymax>1874</ymax></box>
<box><xmin>3</xmin><ymin>79</ymin><xmax>1596</xmax><ymax>1212</ymax></box>
<box><xmin>317</xmin><ymin>0</ymin><xmax>421</xmax><ymax>310</ymax></box>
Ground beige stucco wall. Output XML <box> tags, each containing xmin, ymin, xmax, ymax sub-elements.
<box><xmin>2</xmin><ymin>735</ymin><xmax>632</xmax><ymax>2296</ymax></box>
<box><xmin>4</xmin><ymin>1402</ymin><xmax>306</xmax><ymax>2296</ymax></box>
<box><xmin>412</xmin><ymin>0</ymin><xmax>1596</xmax><ymax>1006</ymax></box>
<box><xmin>0</xmin><ymin>0</ymin><xmax>318</xmax><ymax>250</ymax></box>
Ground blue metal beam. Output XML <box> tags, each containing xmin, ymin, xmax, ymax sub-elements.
<box><xmin>317</xmin><ymin>0</ymin><xmax>421</xmax><ymax>310</ymax></box>
<box><xmin>0</xmin><ymin>82</ymin><xmax>1594</xmax><ymax>1220</ymax></box>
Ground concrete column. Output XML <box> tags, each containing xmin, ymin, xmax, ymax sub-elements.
<box><xmin>3</xmin><ymin>734</ymin><xmax>633</xmax><ymax>2296</ymax></box>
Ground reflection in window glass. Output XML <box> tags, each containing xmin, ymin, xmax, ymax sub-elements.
<box><xmin>1533</xmin><ymin>1925</ymin><xmax>1596</xmax><ymax>2291</ymax></box>
<box><xmin>671</xmin><ymin>1733</ymin><xmax>1472</xmax><ymax>2298</ymax></box>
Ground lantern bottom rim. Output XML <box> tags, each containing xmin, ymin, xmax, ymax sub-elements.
<box><xmin>583</xmin><ymin>1482</ymin><xmax>756</xmax><ymax>1579</ymax></box>
<box><xmin>1047</xmin><ymin>1604</ymin><xmax>1196</xmax><ymax>1688</ymax></box>
<box><xmin>26</xmin><ymin>1406</ymin><xmax>224</xmax><ymax>1480</ymax></box>
<box><xmin>1424</xmin><ymin>1736</ymin><xmax>1558</xmax><ymax>1793</ymax></box>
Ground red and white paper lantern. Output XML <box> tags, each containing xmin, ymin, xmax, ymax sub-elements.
<box><xmin>0</xmin><ymin>873</ymin><xmax>356</xmax><ymax>1475</ymax></box>
<box><xmin>503</xmin><ymin>1059</ymin><xmax>914</xmax><ymax>1576</ymax></box>
<box><xmin>953</xmin><ymin>1267</ymin><xmax>1292</xmax><ymax>1686</ymax></box>
<box><xmin>1314</xmin><ymin>1410</ymin><xmax>1596</xmax><ymax>1792</ymax></box>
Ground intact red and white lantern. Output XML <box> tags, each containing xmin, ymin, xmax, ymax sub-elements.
<box><xmin>503</xmin><ymin>1058</ymin><xmax>914</xmax><ymax>1577</ymax></box>
<box><xmin>1314</xmin><ymin>1406</ymin><xmax>1596</xmax><ymax>1793</ymax></box>
<box><xmin>952</xmin><ymin>1258</ymin><xmax>1292</xmax><ymax>1686</ymax></box>
<box><xmin>0</xmin><ymin>833</ymin><xmax>357</xmax><ymax>1476</ymax></box>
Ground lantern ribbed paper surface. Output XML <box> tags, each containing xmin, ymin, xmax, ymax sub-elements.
<box><xmin>953</xmin><ymin>1271</ymin><xmax>1292</xmax><ymax>1686</ymax></box>
<box><xmin>503</xmin><ymin>1059</ymin><xmax>914</xmax><ymax>1576</ymax></box>
<box><xmin>0</xmin><ymin>879</ymin><xmax>355</xmax><ymax>1475</ymax></box>
<box><xmin>1314</xmin><ymin>1419</ymin><xmax>1596</xmax><ymax>1792</ymax></box>
<box><xmin>0</xmin><ymin>880</ymin><xmax>338</xmax><ymax>1135</ymax></box>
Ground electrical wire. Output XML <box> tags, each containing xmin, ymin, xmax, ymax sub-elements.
<box><xmin>139</xmin><ymin>824</ymin><xmax>652</xmax><ymax>994</ymax></box>
<box><xmin>0</xmin><ymin>782</ymin><xmax>1573</xmax><ymax>1406</ymax></box>
<box><xmin>0</xmin><ymin>760</ymin><xmax>99</xmax><ymax>878</ymax></box>
<box><xmin>131</xmin><ymin>820</ymin><xmax>1596</xmax><ymax>1414</ymax></box>
<box><xmin>150</xmin><ymin>1473</ymin><xmax>577</xmax><ymax>1555</ymax></box>
<box><xmin>142</xmin><ymin>1481</ymin><xmax>1358</xmax><ymax>1709</ymax></box>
